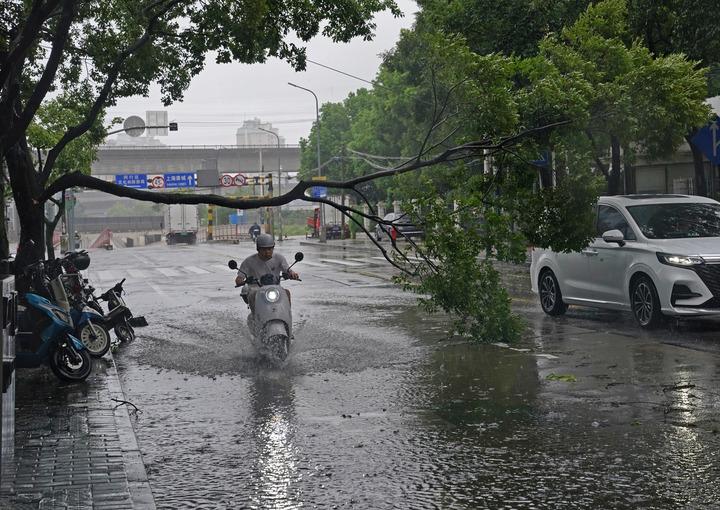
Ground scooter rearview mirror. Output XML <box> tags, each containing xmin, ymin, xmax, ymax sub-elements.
<box><xmin>228</xmin><ymin>260</ymin><xmax>238</xmax><ymax>270</ymax></box>
<box><xmin>294</xmin><ymin>252</ymin><xmax>304</xmax><ymax>262</ymax></box>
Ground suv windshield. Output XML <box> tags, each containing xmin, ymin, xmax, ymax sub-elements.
<box><xmin>626</xmin><ymin>202</ymin><xmax>720</xmax><ymax>239</ymax></box>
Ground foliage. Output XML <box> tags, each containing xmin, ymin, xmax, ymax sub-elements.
<box><xmin>540</xmin><ymin>0</ymin><xmax>710</xmax><ymax>193</ymax></box>
<box><xmin>513</xmin><ymin>166</ymin><xmax>604</xmax><ymax>253</ymax></box>
<box><xmin>626</xmin><ymin>0</ymin><xmax>720</xmax><ymax>68</ymax></box>
<box><xmin>395</xmin><ymin>192</ymin><xmax>524</xmax><ymax>343</ymax></box>
<box><xmin>27</xmin><ymin>90</ymin><xmax>110</xmax><ymax>182</ymax></box>
<box><xmin>415</xmin><ymin>0</ymin><xmax>591</xmax><ymax>57</ymax></box>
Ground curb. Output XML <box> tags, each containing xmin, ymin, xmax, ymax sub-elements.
<box><xmin>106</xmin><ymin>353</ymin><xmax>157</xmax><ymax>509</ymax></box>
<box><xmin>298</xmin><ymin>239</ymin><xmax>382</xmax><ymax>255</ymax></box>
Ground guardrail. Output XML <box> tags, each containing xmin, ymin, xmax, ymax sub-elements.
<box><xmin>198</xmin><ymin>225</ymin><xmax>252</xmax><ymax>243</ymax></box>
<box><xmin>99</xmin><ymin>144</ymin><xmax>301</xmax><ymax>150</ymax></box>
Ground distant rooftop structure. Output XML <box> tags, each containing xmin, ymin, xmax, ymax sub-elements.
<box><xmin>236</xmin><ymin>118</ymin><xmax>285</xmax><ymax>147</ymax></box>
<box><xmin>103</xmin><ymin>132</ymin><xmax>166</xmax><ymax>147</ymax></box>
<box><xmin>708</xmin><ymin>95</ymin><xmax>720</xmax><ymax>116</ymax></box>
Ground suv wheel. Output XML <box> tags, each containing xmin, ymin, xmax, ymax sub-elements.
<box><xmin>539</xmin><ymin>269</ymin><xmax>568</xmax><ymax>316</ymax></box>
<box><xmin>631</xmin><ymin>275</ymin><xmax>664</xmax><ymax>328</ymax></box>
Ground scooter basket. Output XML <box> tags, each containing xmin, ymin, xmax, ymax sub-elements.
<box><xmin>128</xmin><ymin>316</ymin><xmax>148</xmax><ymax>327</ymax></box>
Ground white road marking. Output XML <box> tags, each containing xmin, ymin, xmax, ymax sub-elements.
<box><xmin>127</xmin><ymin>252</ymin><xmax>155</xmax><ymax>266</ymax></box>
<box><xmin>148</xmin><ymin>282</ymin><xmax>167</xmax><ymax>296</ymax></box>
<box><xmin>155</xmin><ymin>267</ymin><xmax>183</xmax><ymax>277</ymax></box>
<box><xmin>184</xmin><ymin>266</ymin><xmax>211</xmax><ymax>274</ymax></box>
<box><xmin>97</xmin><ymin>270</ymin><xmax>121</xmax><ymax>281</ymax></box>
<box><xmin>319</xmin><ymin>258</ymin><xmax>364</xmax><ymax>267</ymax></box>
<box><xmin>535</xmin><ymin>353</ymin><xmax>560</xmax><ymax>360</ymax></box>
<box><xmin>128</xmin><ymin>269</ymin><xmax>149</xmax><ymax>278</ymax></box>
<box><xmin>298</xmin><ymin>260</ymin><xmax>325</xmax><ymax>267</ymax></box>
<box><xmin>347</xmin><ymin>258</ymin><xmax>384</xmax><ymax>265</ymax></box>
<box><xmin>213</xmin><ymin>264</ymin><xmax>234</xmax><ymax>272</ymax></box>
<box><xmin>372</xmin><ymin>255</ymin><xmax>431</xmax><ymax>264</ymax></box>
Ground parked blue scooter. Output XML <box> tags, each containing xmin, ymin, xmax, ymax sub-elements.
<box><xmin>15</xmin><ymin>261</ymin><xmax>93</xmax><ymax>382</ymax></box>
<box><xmin>46</xmin><ymin>252</ymin><xmax>111</xmax><ymax>357</ymax></box>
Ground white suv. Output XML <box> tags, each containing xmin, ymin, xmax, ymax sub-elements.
<box><xmin>530</xmin><ymin>194</ymin><xmax>720</xmax><ymax>328</ymax></box>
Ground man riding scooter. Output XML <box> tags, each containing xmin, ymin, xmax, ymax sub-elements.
<box><xmin>234</xmin><ymin>234</ymin><xmax>300</xmax><ymax>313</ymax></box>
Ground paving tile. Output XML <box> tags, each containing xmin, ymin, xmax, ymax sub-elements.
<box><xmin>0</xmin><ymin>356</ymin><xmax>156</xmax><ymax>509</ymax></box>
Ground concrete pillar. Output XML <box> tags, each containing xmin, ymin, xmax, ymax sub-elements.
<box><xmin>393</xmin><ymin>200</ymin><xmax>401</xmax><ymax>214</ymax></box>
<box><xmin>377</xmin><ymin>201</ymin><xmax>386</xmax><ymax>219</ymax></box>
<box><xmin>484</xmin><ymin>148</ymin><xmax>492</xmax><ymax>175</ymax></box>
<box><xmin>363</xmin><ymin>204</ymin><xmax>371</xmax><ymax>231</ymax></box>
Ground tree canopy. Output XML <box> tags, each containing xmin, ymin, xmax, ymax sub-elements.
<box><xmin>0</xmin><ymin>0</ymin><xmax>400</xmax><ymax>262</ymax></box>
<box><xmin>296</xmin><ymin>0</ymin><xmax>712</xmax><ymax>341</ymax></box>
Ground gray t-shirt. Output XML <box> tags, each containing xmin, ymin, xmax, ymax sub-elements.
<box><xmin>238</xmin><ymin>253</ymin><xmax>290</xmax><ymax>284</ymax></box>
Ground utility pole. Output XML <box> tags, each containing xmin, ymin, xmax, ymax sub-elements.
<box><xmin>258</xmin><ymin>127</ymin><xmax>283</xmax><ymax>242</ymax></box>
<box><xmin>289</xmin><ymin>82</ymin><xmax>326</xmax><ymax>242</ymax></box>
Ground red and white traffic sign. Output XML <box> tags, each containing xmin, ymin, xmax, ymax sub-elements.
<box><xmin>234</xmin><ymin>173</ymin><xmax>247</xmax><ymax>186</ymax></box>
<box><xmin>148</xmin><ymin>175</ymin><xmax>165</xmax><ymax>189</ymax></box>
<box><xmin>219</xmin><ymin>174</ymin><xmax>234</xmax><ymax>187</ymax></box>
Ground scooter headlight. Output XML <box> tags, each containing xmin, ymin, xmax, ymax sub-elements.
<box><xmin>264</xmin><ymin>289</ymin><xmax>280</xmax><ymax>303</ymax></box>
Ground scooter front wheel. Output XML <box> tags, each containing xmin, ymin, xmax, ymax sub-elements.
<box><xmin>78</xmin><ymin>322</ymin><xmax>111</xmax><ymax>357</ymax></box>
<box><xmin>114</xmin><ymin>321</ymin><xmax>135</xmax><ymax>343</ymax></box>
<box><xmin>49</xmin><ymin>341</ymin><xmax>92</xmax><ymax>382</ymax></box>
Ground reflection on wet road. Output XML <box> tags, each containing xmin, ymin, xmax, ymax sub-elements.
<box><xmin>101</xmin><ymin>242</ymin><xmax>720</xmax><ymax>508</ymax></box>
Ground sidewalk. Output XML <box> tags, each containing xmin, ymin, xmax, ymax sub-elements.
<box><xmin>0</xmin><ymin>354</ymin><xmax>155</xmax><ymax>509</ymax></box>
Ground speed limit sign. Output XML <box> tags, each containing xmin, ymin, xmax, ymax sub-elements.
<box><xmin>234</xmin><ymin>173</ymin><xmax>247</xmax><ymax>186</ymax></box>
<box><xmin>219</xmin><ymin>174</ymin><xmax>233</xmax><ymax>187</ymax></box>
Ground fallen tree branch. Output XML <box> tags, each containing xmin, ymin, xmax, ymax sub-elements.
<box><xmin>111</xmin><ymin>397</ymin><xmax>142</xmax><ymax>414</ymax></box>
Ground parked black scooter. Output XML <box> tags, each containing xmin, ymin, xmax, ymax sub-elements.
<box><xmin>86</xmin><ymin>279</ymin><xmax>147</xmax><ymax>342</ymax></box>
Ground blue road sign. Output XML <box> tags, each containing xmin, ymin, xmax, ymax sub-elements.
<box><xmin>229</xmin><ymin>214</ymin><xmax>239</xmax><ymax>225</ymax></box>
<box><xmin>310</xmin><ymin>186</ymin><xmax>327</xmax><ymax>198</ymax></box>
<box><xmin>164</xmin><ymin>172</ymin><xmax>196</xmax><ymax>188</ymax></box>
<box><xmin>690</xmin><ymin>120</ymin><xmax>720</xmax><ymax>165</ymax></box>
<box><xmin>115</xmin><ymin>174</ymin><xmax>147</xmax><ymax>188</ymax></box>
<box><xmin>531</xmin><ymin>150</ymin><xmax>550</xmax><ymax>168</ymax></box>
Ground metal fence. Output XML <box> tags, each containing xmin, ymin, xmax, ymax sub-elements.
<box><xmin>74</xmin><ymin>216</ymin><xmax>163</xmax><ymax>233</ymax></box>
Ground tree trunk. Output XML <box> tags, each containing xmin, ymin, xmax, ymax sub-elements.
<box><xmin>686</xmin><ymin>133</ymin><xmax>708</xmax><ymax>197</ymax></box>
<box><xmin>45</xmin><ymin>218</ymin><xmax>56</xmax><ymax>260</ymax></box>
<box><xmin>608</xmin><ymin>135</ymin><xmax>622</xmax><ymax>195</ymax></box>
<box><xmin>5</xmin><ymin>137</ymin><xmax>45</xmax><ymax>278</ymax></box>
<box><xmin>0</xmin><ymin>161</ymin><xmax>9</xmax><ymax>262</ymax></box>
<box><xmin>622</xmin><ymin>145</ymin><xmax>635</xmax><ymax>194</ymax></box>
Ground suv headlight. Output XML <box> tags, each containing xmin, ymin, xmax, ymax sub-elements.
<box><xmin>656</xmin><ymin>253</ymin><xmax>705</xmax><ymax>267</ymax></box>
<box><xmin>264</xmin><ymin>289</ymin><xmax>280</xmax><ymax>303</ymax></box>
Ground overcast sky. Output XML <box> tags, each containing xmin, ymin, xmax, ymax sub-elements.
<box><xmin>105</xmin><ymin>0</ymin><xmax>418</xmax><ymax>146</ymax></box>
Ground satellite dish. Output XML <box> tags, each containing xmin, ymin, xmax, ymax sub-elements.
<box><xmin>123</xmin><ymin>115</ymin><xmax>146</xmax><ymax>137</ymax></box>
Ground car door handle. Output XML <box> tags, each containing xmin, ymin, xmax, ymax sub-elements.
<box><xmin>581</xmin><ymin>249</ymin><xmax>598</xmax><ymax>256</ymax></box>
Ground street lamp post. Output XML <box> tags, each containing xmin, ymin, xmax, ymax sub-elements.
<box><xmin>288</xmin><ymin>82</ymin><xmax>326</xmax><ymax>242</ymax></box>
<box><xmin>258</xmin><ymin>127</ymin><xmax>283</xmax><ymax>242</ymax></box>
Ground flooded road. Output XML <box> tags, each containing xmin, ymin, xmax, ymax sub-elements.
<box><xmin>89</xmin><ymin>242</ymin><xmax>720</xmax><ymax>508</ymax></box>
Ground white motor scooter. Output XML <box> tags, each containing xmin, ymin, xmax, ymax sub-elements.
<box><xmin>228</xmin><ymin>252</ymin><xmax>303</xmax><ymax>364</ymax></box>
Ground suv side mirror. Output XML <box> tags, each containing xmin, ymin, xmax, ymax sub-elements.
<box><xmin>602</xmin><ymin>229</ymin><xmax>625</xmax><ymax>246</ymax></box>
<box><xmin>228</xmin><ymin>260</ymin><xmax>238</xmax><ymax>270</ymax></box>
